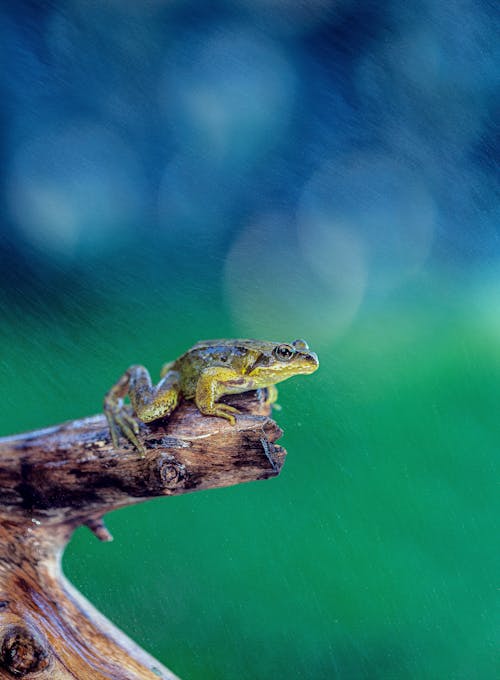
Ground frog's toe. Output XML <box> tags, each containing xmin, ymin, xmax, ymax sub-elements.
<box><xmin>220</xmin><ymin>404</ymin><xmax>240</xmax><ymax>414</ymax></box>
<box><xmin>104</xmin><ymin>409</ymin><xmax>121</xmax><ymax>447</ymax></box>
<box><xmin>214</xmin><ymin>403</ymin><xmax>240</xmax><ymax>425</ymax></box>
<box><xmin>217</xmin><ymin>410</ymin><xmax>236</xmax><ymax>425</ymax></box>
<box><xmin>118</xmin><ymin>419</ymin><xmax>146</xmax><ymax>456</ymax></box>
<box><xmin>104</xmin><ymin>404</ymin><xmax>144</xmax><ymax>455</ymax></box>
<box><xmin>122</xmin><ymin>411</ymin><xmax>140</xmax><ymax>435</ymax></box>
<box><xmin>196</xmin><ymin>400</ymin><xmax>240</xmax><ymax>425</ymax></box>
<box><xmin>108</xmin><ymin>422</ymin><xmax>121</xmax><ymax>448</ymax></box>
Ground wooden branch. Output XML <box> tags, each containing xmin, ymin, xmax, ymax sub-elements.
<box><xmin>0</xmin><ymin>392</ymin><xmax>285</xmax><ymax>679</ymax></box>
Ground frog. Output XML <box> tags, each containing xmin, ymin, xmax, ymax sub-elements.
<box><xmin>104</xmin><ymin>338</ymin><xmax>319</xmax><ymax>454</ymax></box>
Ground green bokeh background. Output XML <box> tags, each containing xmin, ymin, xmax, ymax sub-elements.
<box><xmin>1</xmin><ymin>2</ymin><xmax>498</xmax><ymax>677</ymax></box>
<box><xmin>1</xmin><ymin>266</ymin><xmax>498</xmax><ymax>680</ymax></box>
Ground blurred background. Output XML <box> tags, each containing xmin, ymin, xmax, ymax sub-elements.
<box><xmin>0</xmin><ymin>1</ymin><xmax>498</xmax><ymax>678</ymax></box>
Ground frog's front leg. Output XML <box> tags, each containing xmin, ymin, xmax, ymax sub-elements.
<box><xmin>104</xmin><ymin>365</ymin><xmax>180</xmax><ymax>455</ymax></box>
<box><xmin>194</xmin><ymin>367</ymin><xmax>249</xmax><ymax>425</ymax></box>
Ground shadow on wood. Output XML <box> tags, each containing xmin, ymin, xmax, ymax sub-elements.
<box><xmin>0</xmin><ymin>391</ymin><xmax>285</xmax><ymax>679</ymax></box>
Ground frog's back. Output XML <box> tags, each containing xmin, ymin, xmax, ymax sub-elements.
<box><xmin>174</xmin><ymin>339</ymin><xmax>273</xmax><ymax>398</ymax></box>
<box><xmin>190</xmin><ymin>338</ymin><xmax>277</xmax><ymax>353</ymax></box>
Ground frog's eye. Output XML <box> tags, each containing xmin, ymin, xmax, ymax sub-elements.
<box><xmin>292</xmin><ymin>339</ymin><xmax>309</xmax><ymax>350</ymax></box>
<box><xmin>273</xmin><ymin>344</ymin><xmax>295</xmax><ymax>362</ymax></box>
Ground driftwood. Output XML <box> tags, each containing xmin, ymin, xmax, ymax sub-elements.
<box><xmin>0</xmin><ymin>391</ymin><xmax>285</xmax><ymax>679</ymax></box>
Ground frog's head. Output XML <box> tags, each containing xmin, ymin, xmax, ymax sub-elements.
<box><xmin>248</xmin><ymin>339</ymin><xmax>319</xmax><ymax>387</ymax></box>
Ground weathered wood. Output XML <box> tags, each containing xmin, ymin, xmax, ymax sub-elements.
<box><xmin>0</xmin><ymin>392</ymin><xmax>285</xmax><ymax>679</ymax></box>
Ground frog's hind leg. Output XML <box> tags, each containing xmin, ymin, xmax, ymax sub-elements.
<box><xmin>104</xmin><ymin>370</ymin><xmax>143</xmax><ymax>451</ymax></box>
<box><xmin>104</xmin><ymin>366</ymin><xmax>180</xmax><ymax>455</ymax></box>
<box><xmin>128</xmin><ymin>367</ymin><xmax>180</xmax><ymax>424</ymax></box>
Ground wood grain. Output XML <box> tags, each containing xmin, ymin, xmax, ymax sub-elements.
<box><xmin>0</xmin><ymin>391</ymin><xmax>285</xmax><ymax>679</ymax></box>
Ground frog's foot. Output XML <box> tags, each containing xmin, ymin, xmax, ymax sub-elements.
<box><xmin>201</xmin><ymin>403</ymin><xmax>241</xmax><ymax>426</ymax></box>
<box><xmin>104</xmin><ymin>401</ymin><xmax>145</xmax><ymax>456</ymax></box>
<box><xmin>263</xmin><ymin>385</ymin><xmax>281</xmax><ymax>411</ymax></box>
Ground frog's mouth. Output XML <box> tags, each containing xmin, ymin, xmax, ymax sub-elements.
<box><xmin>249</xmin><ymin>350</ymin><xmax>319</xmax><ymax>376</ymax></box>
<box><xmin>302</xmin><ymin>352</ymin><xmax>319</xmax><ymax>372</ymax></box>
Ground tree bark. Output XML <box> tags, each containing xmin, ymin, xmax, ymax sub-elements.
<box><xmin>0</xmin><ymin>391</ymin><xmax>285</xmax><ymax>679</ymax></box>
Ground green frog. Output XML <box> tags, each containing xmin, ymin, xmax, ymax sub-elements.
<box><xmin>104</xmin><ymin>338</ymin><xmax>319</xmax><ymax>454</ymax></box>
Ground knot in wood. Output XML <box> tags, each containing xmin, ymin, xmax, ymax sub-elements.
<box><xmin>0</xmin><ymin>625</ymin><xmax>50</xmax><ymax>676</ymax></box>
<box><xmin>158</xmin><ymin>457</ymin><xmax>185</xmax><ymax>488</ymax></box>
